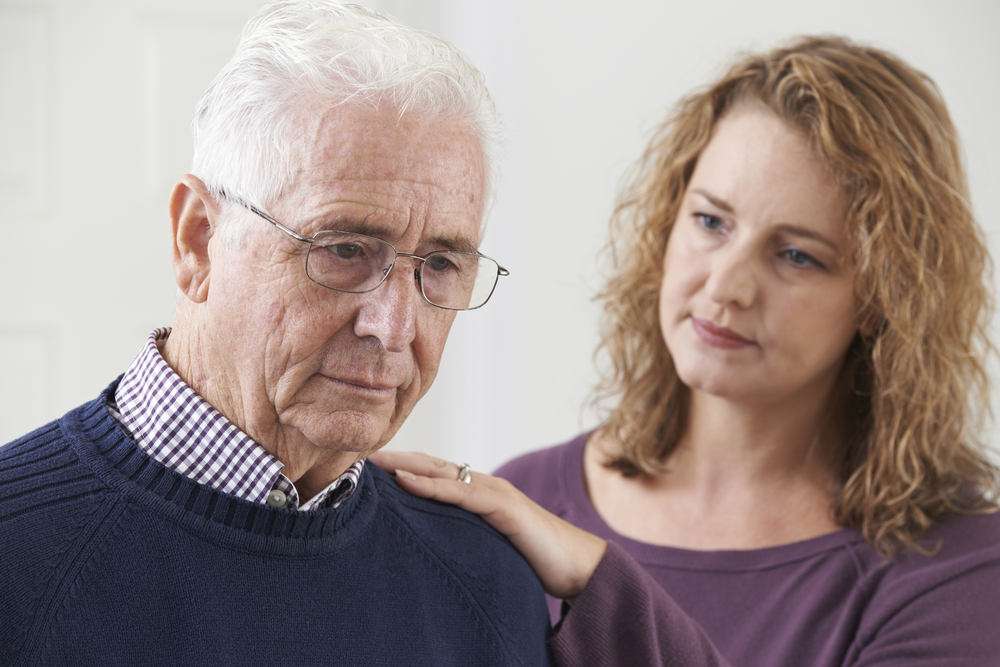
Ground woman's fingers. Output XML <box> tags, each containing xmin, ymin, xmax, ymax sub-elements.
<box><xmin>369</xmin><ymin>449</ymin><xmax>465</xmax><ymax>481</ymax></box>
<box><xmin>392</xmin><ymin>468</ymin><xmax>512</xmax><ymax>516</ymax></box>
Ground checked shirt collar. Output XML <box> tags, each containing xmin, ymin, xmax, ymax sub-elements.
<box><xmin>111</xmin><ymin>328</ymin><xmax>363</xmax><ymax>511</ymax></box>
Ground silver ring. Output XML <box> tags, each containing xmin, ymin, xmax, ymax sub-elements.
<box><xmin>457</xmin><ymin>462</ymin><xmax>472</xmax><ymax>484</ymax></box>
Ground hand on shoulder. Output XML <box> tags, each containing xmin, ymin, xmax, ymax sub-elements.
<box><xmin>368</xmin><ymin>449</ymin><xmax>607</xmax><ymax>600</ymax></box>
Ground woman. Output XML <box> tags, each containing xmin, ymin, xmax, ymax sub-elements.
<box><xmin>371</xmin><ymin>35</ymin><xmax>1000</xmax><ymax>665</ymax></box>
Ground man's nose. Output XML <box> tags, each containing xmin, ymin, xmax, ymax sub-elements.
<box><xmin>352</xmin><ymin>260</ymin><xmax>419</xmax><ymax>352</ymax></box>
<box><xmin>705</xmin><ymin>243</ymin><xmax>758</xmax><ymax>309</ymax></box>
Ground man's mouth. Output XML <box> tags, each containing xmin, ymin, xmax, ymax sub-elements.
<box><xmin>324</xmin><ymin>375</ymin><xmax>398</xmax><ymax>398</ymax></box>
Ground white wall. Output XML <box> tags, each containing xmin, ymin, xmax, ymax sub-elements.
<box><xmin>385</xmin><ymin>0</ymin><xmax>1000</xmax><ymax>471</ymax></box>
<box><xmin>1</xmin><ymin>0</ymin><xmax>998</xmax><ymax>473</ymax></box>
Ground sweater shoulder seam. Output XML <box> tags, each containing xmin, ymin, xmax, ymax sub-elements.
<box><xmin>375</xmin><ymin>487</ymin><xmax>524</xmax><ymax>664</ymax></box>
<box><xmin>16</xmin><ymin>496</ymin><xmax>129</xmax><ymax>665</ymax></box>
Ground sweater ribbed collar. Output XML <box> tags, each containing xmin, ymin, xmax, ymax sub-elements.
<box><xmin>67</xmin><ymin>388</ymin><xmax>380</xmax><ymax>555</ymax></box>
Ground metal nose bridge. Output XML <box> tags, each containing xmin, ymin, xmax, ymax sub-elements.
<box><xmin>382</xmin><ymin>251</ymin><xmax>427</xmax><ymax>283</ymax></box>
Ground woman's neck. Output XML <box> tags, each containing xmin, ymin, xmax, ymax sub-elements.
<box><xmin>585</xmin><ymin>389</ymin><xmax>843</xmax><ymax>551</ymax></box>
<box><xmin>681</xmin><ymin>388</ymin><xmax>838</xmax><ymax>481</ymax></box>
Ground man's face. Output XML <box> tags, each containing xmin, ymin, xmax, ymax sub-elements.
<box><xmin>200</xmin><ymin>104</ymin><xmax>485</xmax><ymax>461</ymax></box>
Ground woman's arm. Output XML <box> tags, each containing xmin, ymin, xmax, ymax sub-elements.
<box><xmin>552</xmin><ymin>540</ymin><xmax>729</xmax><ymax>667</ymax></box>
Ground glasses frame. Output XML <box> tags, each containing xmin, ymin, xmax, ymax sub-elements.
<box><xmin>235</xmin><ymin>200</ymin><xmax>509</xmax><ymax>311</ymax></box>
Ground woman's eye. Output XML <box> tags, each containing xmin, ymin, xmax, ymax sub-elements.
<box><xmin>695</xmin><ymin>213</ymin><xmax>724</xmax><ymax>231</ymax></box>
<box><xmin>781</xmin><ymin>248</ymin><xmax>822</xmax><ymax>268</ymax></box>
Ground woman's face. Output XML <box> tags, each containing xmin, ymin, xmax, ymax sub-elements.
<box><xmin>659</xmin><ymin>107</ymin><xmax>858</xmax><ymax>407</ymax></box>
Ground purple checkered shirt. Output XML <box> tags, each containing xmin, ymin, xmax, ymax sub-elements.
<box><xmin>110</xmin><ymin>328</ymin><xmax>363</xmax><ymax>511</ymax></box>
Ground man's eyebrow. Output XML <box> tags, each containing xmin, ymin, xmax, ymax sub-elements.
<box><xmin>316</xmin><ymin>217</ymin><xmax>388</xmax><ymax>239</ymax></box>
<box><xmin>318</xmin><ymin>218</ymin><xmax>480</xmax><ymax>254</ymax></box>
<box><xmin>427</xmin><ymin>234</ymin><xmax>479</xmax><ymax>255</ymax></box>
<box><xmin>690</xmin><ymin>188</ymin><xmax>840</xmax><ymax>252</ymax></box>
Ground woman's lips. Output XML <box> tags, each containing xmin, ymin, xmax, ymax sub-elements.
<box><xmin>690</xmin><ymin>316</ymin><xmax>755</xmax><ymax>349</ymax></box>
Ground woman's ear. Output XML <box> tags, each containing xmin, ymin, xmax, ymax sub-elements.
<box><xmin>169</xmin><ymin>174</ymin><xmax>218</xmax><ymax>304</ymax></box>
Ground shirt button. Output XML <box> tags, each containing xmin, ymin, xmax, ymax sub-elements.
<box><xmin>266</xmin><ymin>490</ymin><xmax>287</xmax><ymax>507</ymax></box>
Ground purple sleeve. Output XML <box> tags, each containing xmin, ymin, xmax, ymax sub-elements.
<box><xmin>847</xmin><ymin>518</ymin><xmax>1000</xmax><ymax>666</ymax></box>
<box><xmin>549</xmin><ymin>541</ymin><xmax>731</xmax><ymax>667</ymax></box>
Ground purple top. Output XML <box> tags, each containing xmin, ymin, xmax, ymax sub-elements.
<box><xmin>496</xmin><ymin>433</ymin><xmax>1000</xmax><ymax>667</ymax></box>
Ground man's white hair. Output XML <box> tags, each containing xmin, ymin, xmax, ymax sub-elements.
<box><xmin>191</xmin><ymin>0</ymin><xmax>502</xmax><ymax>245</ymax></box>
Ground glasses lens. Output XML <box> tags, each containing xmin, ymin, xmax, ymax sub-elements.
<box><xmin>419</xmin><ymin>252</ymin><xmax>501</xmax><ymax>310</ymax></box>
<box><xmin>306</xmin><ymin>232</ymin><xmax>395</xmax><ymax>292</ymax></box>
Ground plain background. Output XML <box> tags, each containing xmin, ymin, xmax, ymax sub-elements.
<box><xmin>1</xmin><ymin>0</ymin><xmax>998</xmax><ymax>473</ymax></box>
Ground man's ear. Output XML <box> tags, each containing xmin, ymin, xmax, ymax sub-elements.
<box><xmin>169</xmin><ymin>174</ymin><xmax>219</xmax><ymax>304</ymax></box>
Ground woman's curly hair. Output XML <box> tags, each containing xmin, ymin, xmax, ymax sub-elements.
<box><xmin>594</xmin><ymin>35</ymin><xmax>999</xmax><ymax>556</ymax></box>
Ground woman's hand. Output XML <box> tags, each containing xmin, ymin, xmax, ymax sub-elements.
<box><xmin>368</xmin><ymin>450</ymin><xmax>607</xmax><ymax>600</ymax></box>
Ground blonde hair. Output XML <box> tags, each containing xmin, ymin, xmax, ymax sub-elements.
<box><xmin>595</xmin><ymin>35</ymin><xmax>999</xmax><ymax>555</ymax></box>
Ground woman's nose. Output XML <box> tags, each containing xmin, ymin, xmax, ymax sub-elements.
<box><xmin>705</xmin><ymin>243</ymin><xmax>758</xmax><ymax>309</ymax></box>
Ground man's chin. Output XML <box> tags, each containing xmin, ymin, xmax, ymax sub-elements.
<box><xmin>292</xmin><ymin>409</ymin><xmax>396</xmax><ymax>455</ymax></box>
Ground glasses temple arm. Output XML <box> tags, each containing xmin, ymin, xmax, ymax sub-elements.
<box><xmin>246</xmin><ymin>204</ymin><xmax>313</xmax><ymax>244</ymax></box>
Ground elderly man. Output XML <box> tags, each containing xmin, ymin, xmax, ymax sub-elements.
<box><xmin>0</xmin><ymin>2</ymin><xmax>552</xmax><ymax>665</ymax></box>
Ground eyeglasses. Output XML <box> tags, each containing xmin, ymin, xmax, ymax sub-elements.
<box><xmin>235</xmin><ymin>201</ymin><xmax>508</xmax><ymax>311</ymax></box>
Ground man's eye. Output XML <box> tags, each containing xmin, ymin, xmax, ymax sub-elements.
<box><xmin>331</xmin><ymin>244</ymin><xmax>363</xmax><ymax>259</ymax></box>
<box><xmin>425</xmin><ymin>254</ymin><xmax>457</xmax><ymax>273</ymax></box>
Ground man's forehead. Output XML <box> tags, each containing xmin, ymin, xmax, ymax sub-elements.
<box><xmin>290</xmin><ymin>103</ymin><xmax>481</xmax><ymax>180</ymax></box>
<box><xmin>279</xmin><ymin>102</ymin><xmax>485</xmax><ymax>248</ymax></box>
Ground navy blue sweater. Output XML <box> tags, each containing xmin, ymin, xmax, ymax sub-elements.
<box><xmin>0</xmin><ymin>383</ymin><xmax>553</xmax><ymax>666</ymax></box>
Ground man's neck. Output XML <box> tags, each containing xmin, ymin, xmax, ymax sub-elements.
<box><xmin>163</xmin><ymin>317</ymin><xmax>363</xmax><ymax>500</ymax></box>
